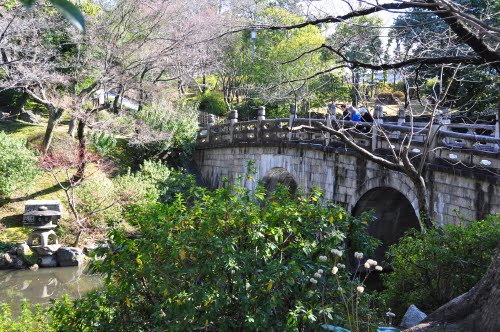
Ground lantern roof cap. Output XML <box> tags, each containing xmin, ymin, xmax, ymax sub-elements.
<box><xmin>24</xmin><ymin>207</ymin><xmax>61</xmax><ymax>217</ymax></box>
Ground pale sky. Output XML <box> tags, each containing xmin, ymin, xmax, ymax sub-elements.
<box><xmin>299</xmin><ymin>0</ymin><xmax>398</xmax><ymax>50</ymax></box>
<box><xmin>300</xmin><ymin>0</ymin><xmax>397</xmax><ymax>26</ymax></box>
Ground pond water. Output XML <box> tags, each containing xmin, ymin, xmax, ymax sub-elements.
<box><xmin>0</xmin><ymin>266</ymin><xmax>103</xmax><ymax>315</ymax></box>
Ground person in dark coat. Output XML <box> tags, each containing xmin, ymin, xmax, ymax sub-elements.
<box><xmin>359</xmin><ymin>107</ymin><xmax>374</xmax><ymax>122</ymax></box>
<box><xmin>359</xmin><ymin>107</ymin><xmax>373</xmax><ymax>133</ymax></box>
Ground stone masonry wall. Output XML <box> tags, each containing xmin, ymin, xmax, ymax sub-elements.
<box><xmin>193</xmin><ymin>145</ymin><xmax>500</xmax><ymax>226</ymax></box>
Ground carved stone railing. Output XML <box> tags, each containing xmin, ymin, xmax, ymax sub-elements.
<box><xmin>197</xmin><ymin>104</ymin><xmax>500</xmax><ymax>169</ymax></box>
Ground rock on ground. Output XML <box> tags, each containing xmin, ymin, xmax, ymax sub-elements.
<box><xmin>17</xmin><ymin>243</ymin><xmax>38</xmax><ymax>266</ymax></box>
<box><xmin>0</xmin><ymin>253</ymin><xmax>13</xmax><ymax>269</ymax></box>
<box><xmin>401</xmin><ymin>305</ymin><xmax>427</xmax><ymax>329</ymax></box>
<box><xmin>38</xmin><ymin>255</ymin><xmax>58</xmax><ymax>268</ymax></box>
<box><xmin>56</xmin><ymin>247</ymin><xmax>84</xmax><ymax>267</ymax></box>
<box><xmin>18</xmin><ymin>110</ymin><xmax>40</xmax><ymax>123</ymax></box>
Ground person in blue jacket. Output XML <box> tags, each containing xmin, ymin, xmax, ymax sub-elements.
<box><xmin>347</xmin><ymin>106</ymin><xmax>362</xmax><ymax>122</ymax></box>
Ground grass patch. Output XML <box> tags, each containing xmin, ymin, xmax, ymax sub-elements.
<box><xmin>0</xmin><ymin>119</ymin><xmax>128</xmax><ymax>247</ymax></box>
<box><xmin>0</xmin><ymin>227</ymin><xmax>31</xmax><ymax>243</ymax></box>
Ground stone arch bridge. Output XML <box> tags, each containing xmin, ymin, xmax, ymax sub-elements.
<box><xmin>193</xmin><ymin>107</ymin><xmax>500</xmax><ymax>253</ymax></box>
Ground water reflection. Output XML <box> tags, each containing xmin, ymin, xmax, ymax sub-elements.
<box><xmin>0</xmin><ymin>265</ymin><xmax>103</xmax><ymax>313</ymax></box>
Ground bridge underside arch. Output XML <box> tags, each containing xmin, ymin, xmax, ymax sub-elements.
<box><xmin>352</xmin><ymin>187</ymin><xmax>420</xmax><ymax>261</ymax></box>
<box><xmin>262</xmin><ymin>167</ymin><xmax>298</xmax><ymax>194</ymax></box>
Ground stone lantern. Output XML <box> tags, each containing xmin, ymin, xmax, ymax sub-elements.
<box><xmin>24</xmin><ymin>206</ymin><xmax>61</xmax><ymax>255</ymax></box>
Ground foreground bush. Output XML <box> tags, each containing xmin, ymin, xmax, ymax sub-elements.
<box><xmin>0</xmin><ymin>131</ymin><xmax>39</xmax><ymax>198</ymax></box>
<box><xmin>49</xmin><ymin>180</ymin><xmax>379</xmax><ymax>331</ymax></box>
<box><xmin>0</xmin><ymin>301</ymin><xmax>53</xmax><ymax>332</ymax></box>
<box><xmin>382</xmin><ymin>215</ymin><xmax>500</xmax><ymax>317</ymax></box>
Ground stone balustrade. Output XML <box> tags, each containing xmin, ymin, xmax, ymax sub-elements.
<box><xmin>197</xmin><ymin>105</ymin><xmax>500</xmax><ymax>171</ymax></box>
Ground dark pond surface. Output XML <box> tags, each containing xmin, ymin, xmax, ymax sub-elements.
<box><xmin>0</xmin><ymin>265</ymin><xmax>103</xmax><ymax>315</ymax></box>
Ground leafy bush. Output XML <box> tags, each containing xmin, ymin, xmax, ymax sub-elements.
<box><xmin>128</xmin><ymin>99</ymin><xmax>198</xmax><ymax>162</ymax></box>
<box><xmin>113</xmin><ymin>170</ymin><xmax>159</xmax><ymax>209</ymax></box>
<box><xmin>76</xmin><ymin>173</ymin><xmax>122</xmax><ymax>229</ymax></box>
<box><xmin>89</xmin><ymin>131</ymin><xmax>117</xmax><ymax>155</ymax></box>
<box><xmin>61</xmin><ymin>178</ymin><xmax>381</xmax><ymax>331</ymax></box>
<box><xmin>198</xmin><ymin>91</ymin><xmax>227</xmax><ymax>116</ymax></box>
<box><xmin>382</xmin><ymin>215</ymin><xmax>500</xmax><ymax>317</ymax></box>
<box><xmin>136</xmin><ymin>160</ymin><xmax>195</xmax><ymax>203</ymax></box>
<box><xmin>0</xmin><ymin>131</ymin><xmax>39</xmax><ymax>198</ymax></box>
<box><xmin>0</xmin><ymin>301</ymin><xmax>54</xmax><ymax>332</ymax></box>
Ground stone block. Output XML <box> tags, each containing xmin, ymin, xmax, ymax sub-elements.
<box><xmin>38</xmin><ymin>255</ymin><xmax>58</xmax><ymax>267</ymax></box>
<box><xmin>17</xmin><ymin>243</ymin><xmax>38</xmax><ymax>266</ymax></box>
<box><xmin>400</xmin><ymin>305</ymin><xmax>427</xmax><ymax>329</ymax></box>
<box><xmin>57</xmin><ymin>247</ymin><xmax>84</xmax><ymax>267</ymax></box>
<box><xmin>0</xmin><ymin>253</ymin><xmax>13</xmax><ymax>269</ymax></box>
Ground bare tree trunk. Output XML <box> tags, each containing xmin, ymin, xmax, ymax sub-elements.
<box><xmin>408</xmin><ymin>249</ymin><xmax>500</xmax><ymax>332</ymax></box>
<box><xmin>202</xmin><ymin>73</ymin><xmax>207</xmax><ymax>94</ymax></box>
<box><xmin>42</xmin><ymin>107</ymin><xmax>64</xmax><ymax>154</ymax></box>
<box><xmin>68</xmin><ymin>114</ymin><xmax>77</xmax><ymax>138</ymax></box>
<box><xmin>11</xmin><ymin>92</ymin><xmax>28</xmax><ymax>117</ymax></box>
<box><xmin>72</xmin><ymin>119</ymin><xmax>86</xmax><ymax>184</ymax></box>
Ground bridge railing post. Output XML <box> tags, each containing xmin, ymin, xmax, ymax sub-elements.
<box><xmin>371</xmin><ymin>105</ymin><xmax>383</xmax><ymax>151</ymax></box>
<box><xmin>397</xmin><ymin>107</ymin><xmax>405</xmax><ymax>126</ymax></box>
<box><xmin>288</xmin><ymin>103</ymin><xmax>297</xmax><ymax>140</ymax></box>
<box><xmin>257</xmin><ymin>106</ymin><xmax>265</xmax><ymax>142</ymax></box>
<box><xmin>229</xmin><ymin>110</ymin><xmax>238</xmax><ymax>143</ymax></box>
<box><xmin>207</xmin><ymin>114</ymin><xmax>215</xmax><ymax>143</ymax></box>
<box><xmin>439</xmin><ymin>108</ymin><xmax>451</xmax><ymax>145</ymax></box>
<box><xmin>326</xmin><ymin>103</ymin><xmax>336</xmax><ymax>146</ymax></box>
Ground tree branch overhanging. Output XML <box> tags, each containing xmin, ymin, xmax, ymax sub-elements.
<box><xmin>321</xmin><ymin>44</ymin><xmax>493</xmax><ymax>71</ymax></box>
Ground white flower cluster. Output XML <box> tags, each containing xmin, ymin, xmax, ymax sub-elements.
<box><xmin>311</xmin><ymin>268</ymin><xmax>325</xmax><ymax>283</ymax></box>
<box><xmin>363</xmin><ymin>258</ymin><xmax>383</xmax><ymax>271</ymax></box>
<box><xmin>356</xmin><ymin>286</ymin><xmax>364</xmax><ymax>294</ymax></box>
<box><xmin>354</xmin><ymin>252</ymin><xmax>364</xmax><ymax>260</ymax></box>
<box><xmin>331</xmin><ymin>266</ymin><xmax>339</xmax><ymax>275</ymax></box>
<box><xmin>331</xmin><ymin>249</ymin><xmax>343</xmax><ymax>257</ymax></box>
<box><xmin>319</xmin><ymin>255</ymin><xmax>328</xmax><ymax>262</ymax></box>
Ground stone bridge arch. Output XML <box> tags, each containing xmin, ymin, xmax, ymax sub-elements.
<box><xmin>351</xmin><ymin>174</ymin><xmax>421</xmax><ymax>261</ymax></box>
<box><xmin>262</xmin><ymin>167</ymin><xmax>298</xmax><ymax>194</ymax></box>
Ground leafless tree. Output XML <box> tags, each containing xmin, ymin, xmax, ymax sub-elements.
<box><xmin>257</xmin><ymin>1</ymin><xmax>499</xmax><ymax>327</ymax></box>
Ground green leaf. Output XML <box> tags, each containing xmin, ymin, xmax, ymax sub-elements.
<box><xmin>20</xmin><ymin>0</ymin><xmax>36</xmax><ymax>8</ymax></box>
<box><xmin>49</xmin><ymin>0</ymin><xmax>86</xmax><ymax>32</ymax></box>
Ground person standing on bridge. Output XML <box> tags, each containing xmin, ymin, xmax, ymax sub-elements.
<box><xmin>347</xmin><ymin>106</ymin><xmax>362</xmax><ymax>122</ymax></box>
<box><xmin>359</xmin><ymin>107</ymin><xmax>373</xmax><ymax>133</ymax></box>
<box><xmin>359</xmin><ymin>107</ymin><xmax>374</xmax><ymax>123</ymax></box>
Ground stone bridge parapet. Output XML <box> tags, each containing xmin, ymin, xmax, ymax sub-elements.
<box><xmin>194</xmin><ymin>105</ymin><xmax>500</xmax><ymax>227</ymax></box>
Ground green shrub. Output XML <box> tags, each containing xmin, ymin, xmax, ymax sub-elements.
<box><xmin>137</xmin><ymin>160</ymin><xmax>195</xmax><ymax>203</ymax></box>
<box><xmin>382</xmin><ymin>215</ymin><xmax>500</xmax><ymax>318</ymax></box>
<box><xmin>65</xmin><ymin>178</ymin><xmax>381</xmax><ymax>331</ymax></box>
<box><xmin>129</xmin><ymin>99</ymin><xmax>198</xmax><ymax>162</ymax></box>
<box><xmin>198</xmin><ymin>91</ymin><xmax>227</xmax><ymax>116</ymax></box>
<box><xmin>0</xmin><ymin>301</ymin><xmax>54</xmax><ymax>332</ymax></box>
<box><xmin>0</xmin><ymin>131</ymin><xmax>39</xmax><ymax>198</ymax></box>
<box><xmin>113</xmin><ymin>167</ymin><xmax>160</xmax><ymax>208</ymax></box>
<box><xmin>76</xmin><ymin>174</ymin><xmax>122</xmax><ymax>229</ymax></box>
<box><xmin>89</xmin><ymin>131</ymin><xmax>117</xmax><ymax>155</ymax></box>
